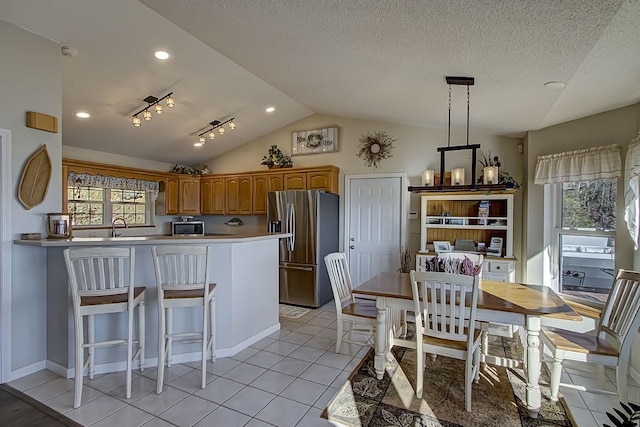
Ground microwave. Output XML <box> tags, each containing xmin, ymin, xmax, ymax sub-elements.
<box><xmin>171</xmin><ymin>221</ymin><xmax>205</xmax><ymax>236</ymax></box>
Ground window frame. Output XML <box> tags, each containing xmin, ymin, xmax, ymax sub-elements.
<box><xmin>549</xmin><ymin>180</ymin><xmax>616</xmax><ymax>306</ymax></box>
<box><xmin>67</xmin><ymin>185</ymin><xmax>155</xmax><ymax>229</ymax></box>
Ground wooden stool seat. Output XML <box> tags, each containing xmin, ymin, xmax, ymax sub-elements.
<box><xmin>81</xmin><ymin>287</ymin><xmax>146</xmax><ymax>306</ymax></box>
<box><xmin>164</xmin><ymin>284</ymin><xmax>216</xmax><ymax>299</ymax></box>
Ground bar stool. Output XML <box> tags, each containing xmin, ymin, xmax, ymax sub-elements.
<box><xmin>64</xmin><ymin>247</ymin><xmax>146</xmax><ymax>408</ymax></box>
<box><xmin>152</xmin><ymin>246</ymin><xmax>216</xmax><ymax>393</ymax></box>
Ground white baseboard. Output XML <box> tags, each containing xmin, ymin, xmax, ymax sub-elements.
<box><xmin>48</xmin><ymin>323</ymin><xmax>281</xmax><ymax>378</ymax></box>
<box><xmin>8</xmin><ymin>360</ymin><xmax>46</xmax><ymax>382</ymax></box>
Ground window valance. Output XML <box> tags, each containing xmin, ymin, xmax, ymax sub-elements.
<box><xmin>624</xmin><ymin>134</ymin><xmax>640</xmax><ymax>248</ymax></box>
<box><xmin>534</xmin><ymin>144</ymin><xmax>622</xmax><ymax>185</ymax></box>
<box><xmin>68</xmin><ymin>172</ymin><xmax>159</xmax><ymax>198</ymax></box>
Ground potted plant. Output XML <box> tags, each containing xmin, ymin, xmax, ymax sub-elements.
<box><xmin>261</xmin><ymin>145</ymin><xmax>293</xmax><ymax>168</ymax></box>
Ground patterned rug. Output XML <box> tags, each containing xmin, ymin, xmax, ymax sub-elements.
<box><xmin>324</xmin><ymin>336</ymin><xmax>573</xmax><ymax>427</ymax></box>
<box><xmin>278</xmin><ymin>304</ymin><xmax>311</xmax><ymax>319</ymax></box>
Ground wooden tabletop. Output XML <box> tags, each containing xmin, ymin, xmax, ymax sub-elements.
<box><xmin>353</xmin><ymin>272</ymin><xmax>582</xmax><ymax>321</ymax></box>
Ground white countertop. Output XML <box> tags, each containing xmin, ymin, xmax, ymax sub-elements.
<box><xmin>14</xmin><ymin>232</ymin><xmax>290</xmax><ymax>247</ymax></box>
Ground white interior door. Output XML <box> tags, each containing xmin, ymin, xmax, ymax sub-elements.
<box><xmin>346</xmin><ymin>175</ymin><xmax>405</xmax><ymax>286</ymax></box>
<box><xmin>0</xmin><ymin>129</ymin><xmax>12</xmax><ymax>383</ymax></box>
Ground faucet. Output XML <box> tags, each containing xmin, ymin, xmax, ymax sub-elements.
<box><xmin>111</xmin><ymin>218</ymin><xmax>128</xmax><ymax>237</ymax></box>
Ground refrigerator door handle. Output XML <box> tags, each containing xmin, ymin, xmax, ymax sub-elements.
<box><xmin>287</xmin><ymin>203</ymin><xmax>295</xmax><ymax>252</ymax></box>
<box><xmin>279</xmin><ymin>265</ymin><xmax>313</xmax><ymax>272</ymax></box>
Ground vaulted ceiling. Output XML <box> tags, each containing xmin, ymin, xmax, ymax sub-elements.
<box><xmin>1</xmin><ymin>0</ymin><xmax>639</xmax><ymax>165</ymax></box>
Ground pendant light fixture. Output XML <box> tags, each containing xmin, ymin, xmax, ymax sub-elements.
<box><xmin>131</xmin><ymin>92</ymin><xmax>175</xmax><ymax>127</ymax></box>
<box><xmin>193</xmin><ymin>117</ymin><xmax>236</xmax><ymax>146</ymax></box>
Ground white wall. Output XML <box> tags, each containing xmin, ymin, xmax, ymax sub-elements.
<box><xmin>206</xmin><ymin>113</ymin><xmax>524</xmax><ymax>267</ymax></box>
<box><xmin>0</xmin><ymin>20</ymin><xmax>62</xmax><ymax>373</ymax></box>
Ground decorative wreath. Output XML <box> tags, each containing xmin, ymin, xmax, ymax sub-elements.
<box><xmin>357</xmin><ymin>131</ymin><xmax>396</xmax><ymax>169</ymax></box>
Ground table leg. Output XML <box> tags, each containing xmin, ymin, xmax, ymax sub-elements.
<box><xmin>526</xmin><ymin>316</ymin><xmax>541</xmax><ymax>418</ymax></box>
<box><xmin>375</xmin><ymin>297</ymin><xmax>387</xmax><ymax>380</ymax></box>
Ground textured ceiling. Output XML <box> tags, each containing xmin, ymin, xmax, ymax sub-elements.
<box><xmin>1</xmin><ymin>0</ymin><xmax>639</xmax><ymax>165</ymax></box>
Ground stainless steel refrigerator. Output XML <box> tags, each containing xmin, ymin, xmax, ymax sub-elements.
<box><xmin>267</xmin><ymin>190</ymin><xmax>339</xmax><ymax>308</ymax></box>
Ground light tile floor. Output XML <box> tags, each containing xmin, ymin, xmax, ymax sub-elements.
<box><xmin>8</xmin><ymin>302</ymin><xmax>639</xmax><ymax>426</ymax></box>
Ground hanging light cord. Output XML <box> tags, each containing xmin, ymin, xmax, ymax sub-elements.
<box><xmin>447</xmin><ymin>84</ymin><xmax>452</xmax><ymax>148</ymax></box>
<box><xmin>466</xmin><ymin>85</ymin><xmax>470</xmax><ymax>146</ymax></box>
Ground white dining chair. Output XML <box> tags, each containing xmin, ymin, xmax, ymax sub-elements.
<box><xmin>152</xmin><ymin>245</ymin><xmax>216</xmax><ymax>393</ymax></box>
<box><xmin>410</xmin><ymin>270</ymin><xmax>481</xmax><ymax>411</ymax></box>
<box><xmin>64</xmin><ymin>247</ymin><xmax>146</xmax><ymax>408</ymax></box>
<box><xmin>542</xmin><ymin>269</ymin><xmax>640</xmax><ymax>404</ymax></box>
<box><xmin>324</xmin><ymin>252</ymin><xmax>376</xmax><ymax>353</ymax></box>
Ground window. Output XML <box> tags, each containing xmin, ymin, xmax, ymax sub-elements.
<box><xmin>556</xmin><ymin>178</ymin><xmax>616</xmax><ymax>303</ymax></box>
<box><xmin>68</xmin><ymin>185</ymin><xmax>152</xmax><ymax>227</ymax></box>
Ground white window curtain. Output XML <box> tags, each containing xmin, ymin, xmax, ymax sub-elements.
<box><xmin>67</xmin><ymin>172</ymin><xmax>160</xmax><ymax>198</ymax></box>
<box><xmin>624</xmin><ymin>134</ymin><xmax>640</xmax><ymax>248</ymax></box>
<box><xmin>534</xmin><ymin>144</ymin><xmax>622</xmax><ymax>185</ymax></box>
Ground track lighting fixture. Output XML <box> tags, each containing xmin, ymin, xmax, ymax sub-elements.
<box><xmin>131</xmin><ymin>92</ymin><xmax>175</xmax><ymax>127</ymax></box>
<box><xmin>194</xmin><ymin>117</ymin><xmax>236</xmax><ymax>146</ymax></box>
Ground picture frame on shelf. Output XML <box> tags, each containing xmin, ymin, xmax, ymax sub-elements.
<box><xmin>292</xmin><ymin>127</ymin><xmax>339</xmax><ymax>155</ymax></box>
<box><xmin>433</xmin><ymin>241</ymin><xmax>452</xmax><ymax>253</ymax></box>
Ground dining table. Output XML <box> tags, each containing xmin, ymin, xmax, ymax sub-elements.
<box><xmin>352</xmin><ymin>272</ymin><xmax>582</xmax><ymax>418</ymax></box>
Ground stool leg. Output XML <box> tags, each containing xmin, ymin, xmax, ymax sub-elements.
<box><xmin>87</xmin><ymin>314</ymin><xmax>95</xmax><ymax>380</ymax></box>
<box><xmin>166</xmin><ymin>308</ymin><xmax>173</xmax><ymax>368</ymax></box>
<box><xmin>126</xmin><ymin>307</ymin><xmax>134</xmax><ymax>399</ymax></box>
<box><xmin>138</xmin><ymin>300</ymin><xmax>146</xmax><ymax>372</ymax></box>
<box><xmin>73</xmin><ymin>314</ymin><xmax>84</xmax><ymax>408</ymax></box>
<box><xmin>209</xmin><ymin>296</ymin><xmax>216</xmax><ymax>363</ymax></box>
<box><xmin>157</xmin><ymin>301</ymin><xmax>166</xmax><ymax>394</ymax></box>
<box><xmin>201</xmin><ymin>301</ymin><xmax>208</xmax><ymax>389</ymax></box>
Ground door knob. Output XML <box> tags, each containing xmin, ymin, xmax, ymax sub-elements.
<box><xmin>350</xmin><ymin>237</ymin><xmax>355</xmax><ymax>241</ymax></box>
<box><xmin>350</xmin><ymin>245</ymin><xmax>355</xmax><ymax>249</ymax></box>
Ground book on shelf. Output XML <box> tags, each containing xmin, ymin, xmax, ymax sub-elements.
<box><xmin>478</xmin><ymin>200</ymin><xmax>490</xmax><ymax>226</ymax></box>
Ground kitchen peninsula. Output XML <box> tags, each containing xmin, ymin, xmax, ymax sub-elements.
<box><xmin>15</xmin><ymin>232</ymin><xmax>288</xmax><ymax>378</ymax></box>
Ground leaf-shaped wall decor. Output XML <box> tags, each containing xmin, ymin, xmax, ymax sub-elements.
<box><xmin>18</xmin><ymin>145</ymin><xmax>52</xmax><ymax>210</ymax></box>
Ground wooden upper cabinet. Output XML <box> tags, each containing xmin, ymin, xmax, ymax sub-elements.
<box><xmin>164</xmin><ymin>177</ymin><xmax>179</xmax><ymax>215</ymax></box>
<box><xmin>268</xmin><ymin>174</ymin><xmax>284</xmax><ymax>192</ymax></box>
<box><xmin>284</xmin><ymin>172</ymin><xmax>307</xmax><ymax>190</ymax></box>
<box><xmin>178</xmin><ymin>176</ymin><xmax>200</xmax><ymax>215</ymax></box>
<box><xmin>307</xmin><ymin>171</ymin><xmax>336</xmax><ymax>192</ymax></box>
<box><xmin>211</xmin><ymin>177</ymin><xmax>225</xmax><ymax>215</ymax></box>
<box><xmin>225</xmin><ymin>177</ymin><xmax>239</xmax><ymax>214</ymax></box>
<box><xmin>252</xmin><ymin>175</ymin><xmax>268</xmax><ymax>214</ymax></box>
<box><xmin>200</xmin><ymin>177</ymin><xmax>214</xmax><ymax>215</ymax></box>
<box><xmin>238</xmin><ymin>176</ymin><xmax>253</xmax><ymax>214</ymax></box>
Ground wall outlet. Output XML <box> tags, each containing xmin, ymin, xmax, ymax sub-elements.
<box><xmin>408</xmin><ymin>212</ymin><xmax>418</xmax><ymax>220</ymax></box>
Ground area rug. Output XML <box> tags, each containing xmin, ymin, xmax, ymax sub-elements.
<box><xmin>279</xmin><ymin>303</ymin><xmax>311</xmax><ymax>319</ymax></box>
<box><xmin>324</xmin><ymin>336</ymin><xmax>573</xmax><ymax>427</ymax></box>
<box><xmin>0</xmin><ymin>384</ymin><xmax>82</xmax><ymax>427</ymax></box>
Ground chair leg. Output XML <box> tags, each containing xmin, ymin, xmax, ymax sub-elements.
<box><xmin>157</xmin><ymin>304</ymin><xmax>166</xmax><ymax>394</ymax></box>
<box><xmin>474</xmin><ymin>346</ymin><xmax>480</xmax><ymax>384</ymax></box>
<box><xmin>73</xmin><ymin>314</ymin><xmax>84</xmax><ymax>409</ymax></box>
<box><xmin>415</xmin><ymin>348</ymin><xmax>424</xmax><ymax>399</ymax></box>
<box><xmin>617</xmin><ymin>359</ymin><xmax>629</xmax><ymax>404</ymax></box>
<box><xmin>126</xmin><ymin>309</ymin><xmax>134</xmax><ymax>399</ymax></box>
<box><xmin>166</xmin><ymin>308</ymin><xmax>173</xmax><ymax>368</ymax></box>
<box><xmin>138</xmin><ymin>301</ymin><xmax>146</xmax><ymax>372</ymax></box>
<box><xmin>549</xmin><ymin>356</ymin><xmax>563</xmax><ymax>402</ymax></box>
<box><xmin>465</xmin><ymin>353</ymin><xmax>473</xmax><ymax>412</ymax></box>
<box><xmin>481</xmin><ymin>326</ymin><xmax>489</xmax><ymax>368</ymax></box>
<box><xmin>87</xmin><ymin>314</ymin><xmax>95</xmax><ymax>380</ymax></box>
<box><xmin>201</xmin><ymin>302</ymin><xmax>208</xmax><ymax>389</ymax></box>
<box><xmin>209</xmin><ymin>296</ymin><xmax>216</xmax><ymax>363</ymax></box>
<box><xmin>335</xmin><ymin>320</ymin><xmax>343</xmax><ymax>353</ymax></box>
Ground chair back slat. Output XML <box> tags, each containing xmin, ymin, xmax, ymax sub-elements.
<box><xmin>152</xmin><ymin>246</ymin><xmax>210</xmax><ymax>293</ymax></box>
<box><xmin>411</xmin><ymin>270</ymin><xmax>479</xmax><ymax>345</ymax></box>
<box><xmin>64</xmin><ymin>247</ymin><xmax>134</xmax><ymax>299</ymax></box>
<box><xmin>599</xmin><ymin>270</ymin><xmax>640</xmax><ymax>349</ymax></box>
<box><xmin>324</xmin><ymin>253</ymin><xmax>356</xmax><ymax>312</ymax></box>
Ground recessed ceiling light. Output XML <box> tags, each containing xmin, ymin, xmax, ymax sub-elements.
<box><xmin>154</xmin><ymin>50</ymin><xmax>170</xmax><ymax>60</ymax></box>
<box><xmin>265</xmin><ymin>106</ymin><xmax>275</xmax><ymax>113</ymax></box>
<box><xmin>75</xmin><ymin>111</ymin><xmax>90</xmax><ymax>119</ymax></box>
<box><xmin>544</xmin><ymin>81</ymin><xmax>566</xmax><ymax>90</ymax></box>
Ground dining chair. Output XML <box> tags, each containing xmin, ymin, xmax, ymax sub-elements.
<box><xmin>64</xmin><ymin>247</ymin><xmax>146</xmax><ymax>408</ymax></box>
<box><xmin>324</xmin><ymin>252</ymin><xmax>376</xmax><ymax>353</ymax></box>
<box><xmin>152</xmin><ymin>245</ymin><xmax>216</xmax><ymax>393</ymax></box>
<box><xmin>410</xmin><ymin>270</ymin><xmax>481</xmax><ymax>411</ymax></box>
<box><xmin>542</xmin><ymin>269</ymin><xmax>640</xmax><ymax>404</ymax></box>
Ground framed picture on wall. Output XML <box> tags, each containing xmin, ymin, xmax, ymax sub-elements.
<box><xmin>291</xmin><ymin>127</ymin><xmax>339</xmax><ymax>155</ymax></box>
